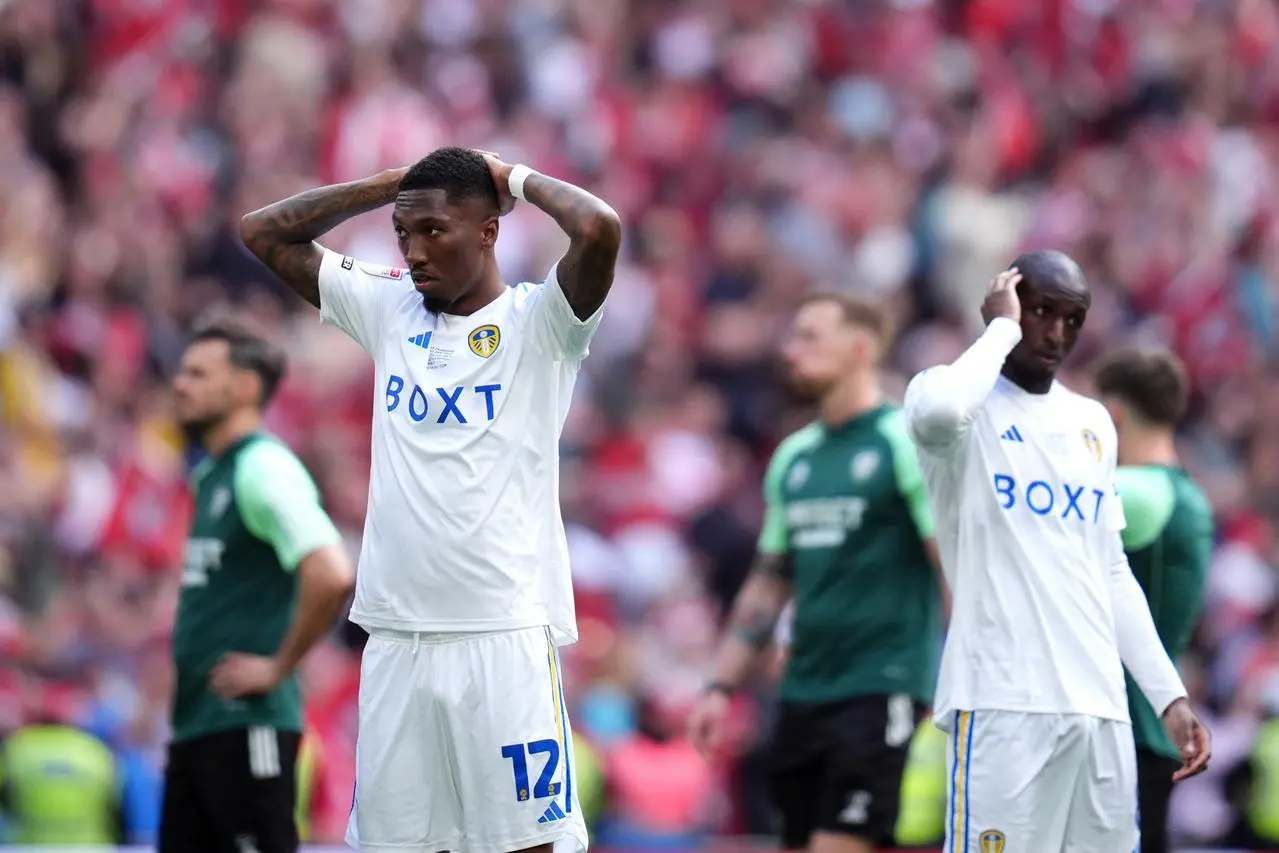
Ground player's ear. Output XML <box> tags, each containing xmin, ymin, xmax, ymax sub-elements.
<box><xmin>850</xmin><ymin>326</ymin><xmax>876</xmax><ymax>363</ymax></box>
<box><xmin>481</xmin><ymin>216</ymin><xmax>499</xmax><ymax>250</ymax></box>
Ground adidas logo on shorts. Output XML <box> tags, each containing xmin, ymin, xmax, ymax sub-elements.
<box><xmin>537</xmin><ymin>801</ymin><xmax>567</xmax><ymax>824</ymax></box>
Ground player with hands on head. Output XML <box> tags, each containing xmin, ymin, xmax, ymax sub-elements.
<box><xmin>903</xmin><ymin>250</ymin><xmax>1210</xmax><ymax>853</ymax></box>
<box><xmin>241</xmin><ymin>147</ymin><xmax>621</xmax><ymax>853</ymax></box>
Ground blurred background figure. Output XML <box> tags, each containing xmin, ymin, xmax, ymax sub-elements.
<box><xmin>3</xmin><ymin>0</ymin><xmax>1279</xmax><ymax>849</ymax></box>
<box><xmin>0</xmin><ymin>672</ymin><xmax>125</xmax><ymax>845</ymax></box>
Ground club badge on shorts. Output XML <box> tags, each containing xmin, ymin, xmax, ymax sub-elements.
<box><xmin>1081</xmin><ymin>428</ymin><xmax>1102</xmax><ymax>461</ymax></box>
<box><xmin>979</xmin><ymin>829</ymin><xmax>1005</xmax><ymax>853</ymax></box>
<box><xmin>469</xmin><ymin>324</ymin><xmax>501</xmax><ymax>358</ymax></box>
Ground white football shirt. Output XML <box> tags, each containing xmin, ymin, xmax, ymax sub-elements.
<box><xmin>904</xmin><ymin>318</ymin><xmax>1186</xmax><ymax>728</ymax></box>
<box><xmin>317</xmin><ymin>248</ymin><xmax>602</xmax><ymax>644</ymax></box>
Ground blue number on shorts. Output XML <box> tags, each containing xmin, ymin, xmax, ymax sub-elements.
<box><xmin>528</xmin><ymin>740</ymin><xmax>561</xmax><ymax>798</ymax></box>
<box><xmin>499</xmin><ymin>739</ymin><xmax>561</xmax><ymax>802</ymax></box>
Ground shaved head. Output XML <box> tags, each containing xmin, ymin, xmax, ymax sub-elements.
<box><xmin>1010</xmin><ymin>250</ymin><xmax>1090</xmax><ymax>304</ymax></box>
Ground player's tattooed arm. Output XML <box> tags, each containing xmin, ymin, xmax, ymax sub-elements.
<box><xmin>240</xmin><ymin>168</ymin><xmax>409</xmax><ymax>308</ymax></box>
<box><xmin>517</xmin><ymin>172</ymin><xmax>622</xmax><ymax>320</ymax></box>
<box><xmin>709</xmin><ymin>552</ymin><xmax>793</xmax><ymax>691</ymax></box>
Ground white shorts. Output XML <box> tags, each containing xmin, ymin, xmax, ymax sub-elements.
<box><xmin>347</xmin><ymin>626</ymin><xmax>589</xmax><ymax>853</ymax></box>
<box><xmin>943</xmin><ymin>710</ymin><xmax>1138</xmax><ymax>853</ymax></box>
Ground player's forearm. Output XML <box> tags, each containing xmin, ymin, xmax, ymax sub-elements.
<box><xmin>905</xmin><ymin>318</ymin><xmax>1022</xmax><ymax>447</ymax></box>
<box><xmin>271</xmin><ymin>544</ymin><xmax>355</xmax><ymax>678</ymax></box>
<box><xmin>240</xmin><ymin>169</ymin><xmax>408</xmax><ymax>305</ymax></box>
<box><xmin>518</xmin><ymin>171</ymin><xmax>622</xmax><ymax>319</ymax></box>
<box><xmin>711</xmin><ymin>555</ymin><xmax>792</xmax><ymax>689</ymax></box>
<box><xmin>242</xmin><ymin>169</ymin><xmax>408</xmax><ymax>248</ymax></box>
<box><xmin>1108</xmin><ymin>552</ymin><xmax>1187</xmax><ymax>716</ymax></box>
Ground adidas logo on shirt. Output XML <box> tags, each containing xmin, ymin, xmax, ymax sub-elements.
<box><xmin>407</xmin><ymin>332</ymin><xmax>432</xmax><ymax>349</ymax></box>
<box><xmin>537</xmin><ymin>801</ymin><xmax>568</xmax><ymax>824</ymax></box>
<box><xmin>1001</xmin><ymin>425</ymin><xmax>1024</xmax><ymax>443</ymax></box>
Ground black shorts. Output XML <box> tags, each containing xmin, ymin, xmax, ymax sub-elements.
<box><xmin>159</xmin><ymin>726</ymin><xmax>301</xmax><ymax>853</ymax></box>
<box><xmin>770</xmin><ymin>693</ymin><xmax>922</xmax><ymax>849</ymax></box>
<box><xmin>1136</xmin><ymin>748</ymin><xmax>1181</xmax><ymax>853</ymax></box>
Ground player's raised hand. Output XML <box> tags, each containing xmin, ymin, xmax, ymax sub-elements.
<box><xmin>981</xmin><ymin>267</ymin><xmax>1023</xmax><ymax>325</ymax></box>
<box><xmin>1162</xmin><ymin>697</ymin><xmax>1212</xmax><ymax>781</ymax></box>
<box><xmin>688</xmin><ymin>689</ymin><xmax>731</xmax><ymax>760</ymax></box>
<box><xmin>473</xmin><ymin>149</ymin><xmax>517</xmax><ymax>216</ymax></box>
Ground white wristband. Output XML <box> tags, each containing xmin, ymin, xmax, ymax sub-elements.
<box><xmin>507</xmin><ymin>164</ymin><xmax>534</xmax><ymax>201</ymax></box>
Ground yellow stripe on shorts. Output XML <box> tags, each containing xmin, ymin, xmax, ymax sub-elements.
<box><xmin>545</xmin><ymin>629</ymin><xmax>567</xmax><ymax>798</ymax></box>
<box><xmin>951</xmin><ymin>711</ymin><xmax>974</xmax><ymax>853</ymax></box>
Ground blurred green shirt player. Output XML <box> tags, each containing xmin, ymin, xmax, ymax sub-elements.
<box><xmin>690</xmin><ymin>293</ymin><xmax>942</xmax><ymax>853</ymax></box>
<box><xmin>161</xmin><ymin>316</ymin><xmax>354</xmax><ymax>853</ymax></box>
<box><xmin>1095</xmin><ymin>347</ymin><xmax>1213</xmax><ymax>853</ymax></box>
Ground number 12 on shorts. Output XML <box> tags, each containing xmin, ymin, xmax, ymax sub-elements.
<box><xmin>500</xmin><ymin>740</ymin><xmax>561</xmax><ymax>802</ymax></box>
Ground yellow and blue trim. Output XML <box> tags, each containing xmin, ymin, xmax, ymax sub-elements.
<box><xmin>545</xmin><ymin>628</ymin><xmax>574</xmax><ymax>817</ymax></box>
<box><xmin>949</xmin><ymin>711</ymin><xmax>975</xmax><ymax>853</ymax></box>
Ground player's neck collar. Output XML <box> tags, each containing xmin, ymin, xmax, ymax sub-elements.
<box><xmin>1000</xmin><ymin>374</ymin><xmax>1056</xmax><ymax>397</ymax></box>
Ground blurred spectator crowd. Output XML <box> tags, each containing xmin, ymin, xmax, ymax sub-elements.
<box><xmin>3</xmin><ymin>0</ymin><xmax>1279</xmax><ymax>847</ymax></box>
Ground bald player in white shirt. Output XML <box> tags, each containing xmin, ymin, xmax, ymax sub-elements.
<box><xmin>241</xmin><ymin>147</ymin><xmax>621</xmax><ymax>853</ymax></box>
<box><xmin>902</xmin><ymin>251</ymin><xmax>1211</xmax><ymax>853</ymax></box>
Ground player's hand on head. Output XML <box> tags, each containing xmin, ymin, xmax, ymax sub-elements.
<box><xmin>209</xmin><ymin>652</ymin><xmax>284</xmax><ymax>699</ymax></box>
<box><xmin>472</xmin><ymin>149</ymin><xmax>517</xmax><ymax>216</ymax></box>
<box><xmin>981</xmin><ymin>267</ymin><xmax>1022</xmax><ymax>325</ymax></box>
<box><xmin>1162</xmin><ymin>697</ymin><xmax>1212</xmax><ymax>781</ymax></box>
<box><xmin>688</xmin><ymin>689</ymin><xmax>731</xmax><ymax>760</ymax></box>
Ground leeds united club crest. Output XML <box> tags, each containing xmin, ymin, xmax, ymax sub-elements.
<box><xmin>1081</xmin><ymin>428</ymin><xmax>1102</xmax><ymax>461</ymax></box>
<box><xmin>468</xmin><ymin>324</ymin><xmax>501</xmax><ymax>358</ymax></box>
<box><xmin>979</xmin><ymin>829</ymin><xmax>1005</xmax><ymax>853</ymax></box>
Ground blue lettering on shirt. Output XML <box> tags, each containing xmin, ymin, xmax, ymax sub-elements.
<box><xmin>386</xmin><ymin>375</ymin><xmax>504</xmax><ymax>424</ymax></box>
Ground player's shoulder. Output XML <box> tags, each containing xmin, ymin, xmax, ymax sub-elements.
<box><xmin>355</xmin><ymin>257</ymin><xmax>410</xmax><ymax>284</ymax></box>
<box><xmin>1055</xmin><ymin>383</ymin><xmax>1116</xmax><ymax>432</ymax></box>
<box><xmin>762</xmin><ymin>422</ymin><xmax>823</xmax><ymax>496</ymax></box>
<box><xmin>326</xmin><ymin>247</ymin><xmax>411</xmax><ymax>285</ymax></box>
<box><xmin>1170</xmin><ymin>467</ymin><xmax>1214</xmax><ymax>522</ymax></box>
<box><xmin>327</xmin><ymin>250</ymin><xmax>418</xmax><ymax>303</ymax></box>
<box><xmin>870</xmin><ymin>404</ymin><xmax>910</xmax><ymax>439</ymax></box>
<box><xmin>506</xmin><ymin>275</ymin><xmax>561</xmax><ymax>318</ymax></box>
<box><xmin>870</xmin><ymin>405</ymin><xmax>926</xmax><ymax>470</ymax></box>
<box><xmin>234</xmin><ymin>437</ymin><xmax>316</xmax><ymax>494</ymax></box>
<box><xmin>771</xmin><ymin>421</ymin><xmax>824</xmax><ymax>461</ymax></box>
<box><xmin>1114</xmin><ymin>465</ymin><xmax>1171</xmax><ymax>508</ymax></box>
<box><xmin>239</xmin><ymin>434</ymin><xmax>305</xmax><ymax>463</ymax></box>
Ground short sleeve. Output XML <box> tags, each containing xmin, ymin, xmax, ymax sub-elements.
<box><xmin>757</xmin><ymin>446</ymin><xmax>793</xmax><ymax>556</ymax></box>
<box><xmin>318</xmin><ymin>247</ymin><xmax>401</xmax><ymax>353</ymax></box>
<box><xmin>879</xmin><ymin>409</ymin><xmax>936</xmax><ymax>539</ymax></box>
<box><xmin>1115</xmin><ymin>467</ymin><xmax>1176</xmax><ymax>551</ymax></box>
<box><xmin>526</xmin><ymin>264</ymin><xmax>605</xmax><ymax>361</ymax></box>
<box><xmin>234</xmin><ymin>441</ymin><xmax>343</xmax><ymax>571</ymax></box>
